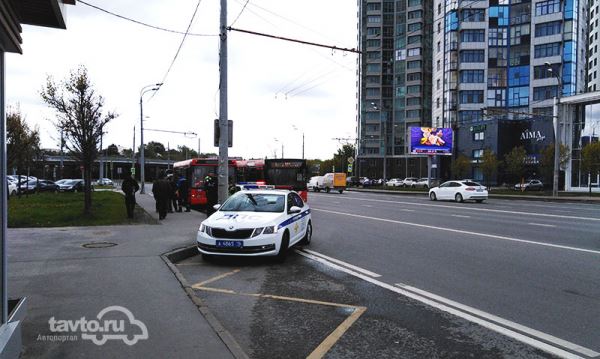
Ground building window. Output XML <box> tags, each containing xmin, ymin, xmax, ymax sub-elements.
<box><xmin>408</xmin><ymin>35</ymin><xmax>421</xmax><ymax>44</ymax></box>
<box><xmin>508</xmin><ymin>86</ymin><xmax>529</xmax><ymax>107</ymax></box>
<box><xmin>437</xmin><ymin>97</ymin><xmax>441</xmax><ymax>108</ymax></box>
<box><xmin>407</xmin><ymin>48</ymin><xmax>421</xmax><ymax>57</ymax></box>
<box><xmin>407</xmin><ymin>60</ymin><xmax>422</xmax><ymax>69</ymax></box>
<box><xmin>408</xmin><ymin>10</ymin><xmax>423</xmax><ymax>19</ymax></box>
<box><xmin>406</xmin><ymin>110</ymin><xmax>421</xmax><ymax>118</ymax></box>
<box><xmin>437</xmin><ymin>41</ymin><xmax>441</xmax><ymax>52</ymax></box>
<box><xmin>461</xmin><ymin>9</ymin><xmax>485</xmax><ymax>22</ymax></box>
<box><xmin>366</xmin><ymin>3</ymin><xmax>381</xmax><ymax>11</ymax></box>
<box><xmin>533</xmin><ymin>63</ymin><xmax>560</xmax><ymax>79</ymax></box>
<box><xmin>408</xmin><ymin>22</ymin><xmax>423</xmax><ymax>32</ymax></box>
<box><xmin>461</xmin><ymin>29</ymin><xmax>485</xmax><ymax>42</ymax></box>
<box><xmin>460</xmin><ymin>50</ymin><xmax>485</xmax><ymax>63</ymax></box>
<box><xmin>366</xmin><ymin>63</ymin><xmax>381</xmax><ymax>72</ymax></box>
<box><xmin>460</xmin><ymin>90</ymin><xmax>484</xmax><ymax>104</ymax></box>
<box><xmin>437</xmin><ymin>60</ymin><xmax>441</xmax><ymax>70</ymax></box>
<box><xmin>367</xmin><ymin>27</ymin><xmax>381</xmax><ymax>36</ymax></box>
<box><xmin>366</xmin><ymin>76</ymin><xmax>380</xmax><ymax>84</ymax></box>
<box><xmin>437</xmin><ymin>22</ymin><xmax>441</xmax><ymax>33</ymax></box>
<box><xmin>366</xmin><ymin>88</ymin><xmax>381</xmax><ymax>97</ymax></box>
<box><xmin>508</xmin><ymin>66</ymin><xmax>530</xmax><ymax>87</ymax></box>
<box><xmin>437</xmin><ymin>79</ymin><xmax>441</xmax><ymax>90</ymax></box>
<box><xmin>366</xmin><ymin>39</ymin><xmax>381</xmax><ymax>47</ymax></box>
<box><xmin>460</xmin><ymin>70</ymin><xmax>485</xmax><ymax>83</ymax></box>
<box><xmin>407</xmin><ymin>97</ymin><xmax>421</xmax><ymax>106</ymax></box>
<box><xmin>473</xmin><ymin>149</ymin><xmax>484</xmax><ymax>158</ymax></box>
<box><xmin>534</xmin><ymin>42</ymin><xmax>561</xmax><ymax>58</ymax></box>
<box><xmin>367</xmin><ymin>51</ymin><xmax>381</xmax><ymax>60</ymax></box>
<box><xmin>407</xmin><ymin>85</ymin><xmax>421</xmax><ymax>93</ymax></box>
<box><xmin>408</xmin><ymin>0</ymin><xmax>422</xmax><ymax>7</ymax></box>
<box><xmin>407</xmin><ymin>72</ymin><xmax>422</xmax><ymax>81</ymax></box>
<box><xmin>487</xmin><ymin>89</ymin><xmax>506</xmax><ymax>107</ymax></box>
<box><xmin>535</xmin><ymin>0</ymin><xmax>561</xmax><ymax>16</ymax></box>
<box><xmin>533</xmin><ymin>85</ymin><xmax>558</xmax><ymax>100</ymax></box>
<box><xmin>510</xmin><ymin>24</ymin><xmax>530</xmax><ymax>45</ymax></box>
<box><xmin>487</xmin><ymin>68</ymin><xmax>507</xmax><ymax>87</ymax></box>
<box><xmin>459</xmin><ymin>110</ymin><xmax>483</xmax><ymax>123</ymax></box>
<box><xmin>438</xmin><ymin>3</ymin><xmax>442</xmax><ymax>14</ymax></box>
<box><xmin>473</xmin><ymin>131</ymin><xmax>485</xmax><ymax>141</ymax></box>
<box><xmin>367</xmin><ymin>16</ymin><xmax>381</xmax><ymax>23</ymax></box>
<box><xmin>488</xmin><ymin>28</ymin><xmax>508</xmax><ymax>46</ymax></box>
<box><xmin>535</xmin><ymin>21</ymin><xmax>562</xmax><ymax>37</ymax></box>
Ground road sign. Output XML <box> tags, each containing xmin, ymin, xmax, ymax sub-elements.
<box><xmin>130</xmin><ymin>167</ymin><xmax>135</xmax><ymax>175</ymax></box>
<box><xmin>347</xmin><ymin>163</ymin><xmax>353</xmax><ymax>173</ymax></box>
<box><xmin>348</xmin><ymin>157</ymin><xmax>354</xmax><ymax>164</ymax></box>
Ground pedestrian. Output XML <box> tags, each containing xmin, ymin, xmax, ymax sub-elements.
<box><xmin>177</xmin><ymin>175</ymin><xmax>191</xmax><ymax>212</ymax></box>
<box><xmin>152</xmin><ymin>173</ymin><xmax>171</xmax><ymax>220</ymax></box>
<box><xmin>204</xmin><ymin>173</ymin><xmax>219</xmax><ymax>217</ymax></box>
<box><xmin>168</xmin><ymin>174</ymin><xmax>178</xmax><ymax>213</ymax></box>
<box><xmin>121</xmin><ymin>174</ymin><xmax>140</xmax><ymax>219</ymax></box>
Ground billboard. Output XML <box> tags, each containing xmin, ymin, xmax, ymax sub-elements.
<box><xmin>409</xmin><ymin>127</ymin><xmax>453</xmax><ymax>155</ymax></box>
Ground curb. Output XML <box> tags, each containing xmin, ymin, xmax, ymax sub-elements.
<box><xmin>346</xmin><ymin>188</ymin><xmax>600</xmax><ymax>204</ymax></box>
<box><xmin>161</xmin><ymin>246</ymin><xmax>249</xmax><ymax>359</ymax></box>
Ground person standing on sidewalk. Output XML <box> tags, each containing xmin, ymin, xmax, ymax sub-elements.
<box><xmin>177</xmin><ymin>175</ymin><xmax>191</xmax><ymax>212</ymax></box>
<box><xmin>152</xmin><ymin>173</ymin><xmax>171</xmax><ymax>220</ymax></box>
<box><xmin>204</xmin><ymin>173</ymin><xmax>218</xmax><ymax>217</ymax></box>
<box><xmin>121</xmin><ymin>174</ymin><xmax>140</xmax><ymax>219</ymax></box>
<box><xmin>168</xmin><ymin>174</ymin><xmax>179</xmax><ymax>213</ymax></box>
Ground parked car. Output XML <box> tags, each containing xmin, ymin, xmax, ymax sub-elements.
<box><xmin>346</xmin><ymin>176</ymin><xmax>360</xmax><ymax>187</ymax></box>
<box><xmin>359</xmin><ymin>177</ymin><xmax>371</xmax><ymax>187</ymax></box>
<box><xmin>7</xmin><ymin>181</ymin><xmax>17</xmax><ymax>196</ymax></box>
<box><xmin>385</xmin><ymin>178</ymin><xmax>404</xmax><ymax>187</ymax></box>
<box><xmin>401</xmin><ymin>177</ymin><xmax>419</xmax><ymax>187</ymax></box>
<box><xmin>58</xmin><ymin>179</ymin><xmax>85</xmax><ymax>192</ymax></box>
<box><xmin>36</xmin><ymin>180</ymin><xmax>59</xmax><ymax>192</ymax></box>
<box><xmin>96</xmin><ymin>178</ymin><xmax>114</xmax><ymax>186</ymax></box>
<box><xmin>429</xmin><ymin>180</ymin><xmax>488</xmax><ymax>203</ymax></box>
<box><xmin>412</xmin><ymin>178</ymin><xmax>431</xmax><ymax>188</ymax></box>
<box><xmin>514</xmin><ymin>179</ymin><xmax>544</xmax><ymax>191</ymax></box>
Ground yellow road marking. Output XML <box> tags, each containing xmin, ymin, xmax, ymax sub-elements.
<box><xmin>307</xmin><ymin>306</ymin><xmax>367</xmax><ymax>359</ymax></box>
<box><xmin>191</xmin><ymin>269</ymin><xmax>241</xmax><ymax>288</ymax></box>
<box><xmin>192</xmin><ymin>268</ymin><xmax>367</xmax><ymax>358</ymax></box>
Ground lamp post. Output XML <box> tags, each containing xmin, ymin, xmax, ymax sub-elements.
<box><xmin>545</xmin><ymin>62</ymin><xmax>561</xmax><ymax>198</ymax></box>
<box><xmin>139</xmin><ymin>83</ymin><xmax>162</xmax><ymax>194</ymax></box>
<box><xmin>371</xmin><ymin>102</ymin><xmax>387</xmax><ymax>180</ymax></box>
<box><xmin>292</xmin><ymin>125</ymin><xmax>304</xmax><ymax>159</ymax></box>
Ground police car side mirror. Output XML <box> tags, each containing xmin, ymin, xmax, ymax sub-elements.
<box><xmin>213</xmin><ymin>204</ymin><xmax>221</xmax><ymax>210</ymax></box>
<box><xmin>289</xmin><ymin>206</ymin><xmax>302</xmax><ymax>214</ymax></box>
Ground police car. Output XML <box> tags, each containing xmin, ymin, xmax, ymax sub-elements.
<box><xmin>197</xmin><ymin>189</ymin><xmax>312</xmax><ymax>261</ymax></box>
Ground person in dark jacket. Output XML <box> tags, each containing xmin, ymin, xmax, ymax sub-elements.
<box><xmin>152</xmin><ymin>173</ymin><xmax>171</xmax><ymax>220</ymax></box>
<box><xmin>121</xmin><ymin>174</ymin><xmax>140</xmax><ymax>219</ymax></box>
<box><xmin>167</xmin><ymin>174</ymin><xmax>178</xmax><ymax>213</ymax></box>
<box><xmin>204</xmin><ymin>173</ymin><xmax>219</xmax><ymax>217</ymax></box>
<box><xmin>177</xmin><ymin>175</ymin><xmax>191</xmax><ymax>212</ymax></box>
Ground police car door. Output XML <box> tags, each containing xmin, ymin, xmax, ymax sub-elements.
<box><xmin>287</xmin><ymin>192</ymin><xmax>306</xmax><ymax>244</ymax></box>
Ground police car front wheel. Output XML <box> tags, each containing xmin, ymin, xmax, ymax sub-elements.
<box><xmin>276</xmin><ymin>231</ymin><xmax>290</xmax><ymax>262</ymax></box>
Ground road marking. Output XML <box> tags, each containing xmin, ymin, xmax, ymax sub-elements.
<box><xmin>296</xmin><ymin>250</ymin><xmax>594</xmax><ymax>359</ymax></box>
<box><xmin>337</xmin><ymin>196</ymin><xmax>600</xmax><ymax>222</ymax></box>
<box><xmin>528</xmin><ymin>223</ymin><xmax>557</xmax><ymax>228</ymax></box>
<box><xmin>302</xmin><ymin>249</ymin><xmax>381</xmax><ymax>278</ymax></box>
<box><xmin>400</xmin><ymin>209</ymin><xmax>415</xmax><ymax>212</ymax></box>
<box><xmin>307</xmin><ymin>307</ymin><xmax>367</xmax><ymax>359</ymax></box>
<box><xmin>395</xmin><ymin>284</ymin><xmax>600</xmax><ymax>358</ymax></box>
<box><xmin>191</xmin><ymin>269</ymin><xmax>240</xmax><ymax>288</ymax></box>
<box><xmin>451</xmin><ymin>214</ymin><xmax>471</xmax><ymax>218</ymax></box>
<box><xmin>311</xmin><ymin>208</ymin><xmax>600</xmax><ymax>256</ymax></box>
<box><xmin>362</xmin><ymin>205</ymin><xmax>373</xmax><ymax>208</ymax></box>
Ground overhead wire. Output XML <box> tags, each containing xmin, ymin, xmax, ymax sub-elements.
<box><xmin>78</xmin><ymin>0</ymin><xmax>216</xmax><ymax>37</ymax></box>
<box><xmin>230</xmin><ymin>0</ymin><xmax>251</xmax><ymax>27</ymax></box>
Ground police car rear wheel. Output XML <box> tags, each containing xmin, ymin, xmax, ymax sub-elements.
<box><xmin>300</xmin><ymin>221</ymin><xmax>312</xmax><ymax>245</ymax></box>
<box><xmin>276</xmin><ymin>231</ymin><xmax>290</xmax><ymax>262</ymax></box>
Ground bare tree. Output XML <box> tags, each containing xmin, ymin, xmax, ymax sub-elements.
<box><xmin>7</xmin><ymin>107</ymin><xmax>42</xmax><ymax>194</ymax></box>
<box><xmin>503</xmin><ymin>146</ymin><xmax>527</xmax><ymax>184</ymax></box>
<box><xmin>480</xmin><ymin>149</ymin><xmax>500</xmax><ymax>190</ymax></box>
<box><xmin>41</xmin><ymin>66</ymin><xmax>116</xmax><ymax>215</ymax></box>
<box><xmin>451</xmin><ymin>155</ymin><xmax>470</xmax><ymax>179</ymax></box>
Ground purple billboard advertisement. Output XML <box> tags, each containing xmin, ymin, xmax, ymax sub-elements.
<box><xmin>409</xmin><ymin>127</ymin><xmax>453</xmax><ymax>155</ymax></box>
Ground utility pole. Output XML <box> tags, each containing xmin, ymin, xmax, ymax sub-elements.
<box><xmin>217</xmin><ymin>0</ymin><xmax>229</xmax><ymax>204</ymax></box>
<box><xmin>132</xmin><ymin>126</ymin><xmax>136</xmax><ymax>172</ymax></box>
<box><xmin>198</xmin><ymin>138</ymin><xmax>201</xmax><ymax>157</ymax></box>
<box><xmin>59</xmin><ymin>129</ymin><xmax>64</xmax><ymax>179</ymax></box>
<box><xmin>99</xmin><ymin>130</ymin><xmax>104</xmax><ymax>180</ymax></box>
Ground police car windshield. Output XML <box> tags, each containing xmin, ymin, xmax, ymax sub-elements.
<box><xmin>220</xmin><ymin>193</ymin><xmax>285</xmax><ymax>213</ymax></box>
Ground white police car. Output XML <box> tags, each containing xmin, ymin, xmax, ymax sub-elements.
<box><xmin>197</xmin><ymin>189</ymin><xmax>312</xmax><ymax>261</ymax></box>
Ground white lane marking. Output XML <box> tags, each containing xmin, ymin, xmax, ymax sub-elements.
<box><xmin>362</xmin><ymin>205</ymin><xmax>373</xmax><ymax>208</ymax></box>
<box><xmin>400</xmin><ymin>209</ymin><xmax>415</xmax><ymax>212</ymax></box>
<box><xmin>311</xmin><ymin>208</ymin><xmax>600</xmax><ymax>256</ymax></box>
<box><xmin>451</xmin><ymin>214</ymin><xmax>471</xmax><ymax>218</ymax></box>
<box><xmin>301</xmin><ymin>249</ymin><xmax>381</xmax><ymax>278</ymax></box>
<box><xmin>295</xmin><ymin>250</ymin><xmax>589</xmax><ymax>359</ymax></box>
<box><xmin>528</xmin><ymin>223</ymin><xmax>557</xmax><ymax>228</ymax></box>
<box><xmin>396</xmin><ymin>284</ymin><xmax>600</xmax><ymax>358</ymax></box>
<box><xmin>337</xmin><ymin>196</ymin><xmax>600</xmax><ymax>222</ymax></box>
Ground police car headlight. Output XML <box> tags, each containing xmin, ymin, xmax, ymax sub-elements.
<box><xmin>263</xmin><ymin>226</ymin><xmax>277</xmax><ymax>234</ymax></box>
<box><xmin>251</xmin><ymin>228</ymin><xmax>264</xmax><ymax>237</ymax></box>
<box><xmin>200</xmin><ymin>224</ymin><xmax>212</xmax><ymax>236</ymax></box>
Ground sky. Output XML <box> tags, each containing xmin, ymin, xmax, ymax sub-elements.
<box><xmin>6</xmin><ymin>0</ymin><xmax>358</xmax><ymax>160</ymax></box>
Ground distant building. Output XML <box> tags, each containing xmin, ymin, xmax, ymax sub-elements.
<box><xmin>588</xmin><ymin>0</ymin><xmax>600</xmax><ymax>91</ymax></box>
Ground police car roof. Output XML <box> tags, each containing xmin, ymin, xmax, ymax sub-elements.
<box><xmin>236</xmin><ymin>189</ymin><xmax>290</xmax><ymax>195</ymax></box>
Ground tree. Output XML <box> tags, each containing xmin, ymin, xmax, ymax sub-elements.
<box><xmin>332</xmin><ymin>144</ymin><xmax>355</xmax><ymax>174</ymax></box>
<box><xmin>41</xmin><ymin>66</ymin><xmax>116</xmax><ymax>215</ymax></box>
<box><xmin>451</xmin><ymin>155</ymin><xmax>470</xmax><ymax>179</ymax></box>
<box><xmin>105</xmin><ymin>144</ymin><xmax>120</xmax><ymax>157</ymax></box>
<box><xmin>480</xmin><ymin>149</ymin><xmax>500</xmax><ymax>189</ymax></box>
<box><xmin>539</xmin><ymin>143</ymin><xmax>570</xmax><ymax>185</ymax></box>
<box><xmin>581</xmin><ymin>142</ymin><xmax>600</xmax><ymax>195</ymax></box>
<box><xmin>504</xmin><ymin>146</ymin><xmax>527</xmax><ymax>184</ymax></box>
<box><xmin>7</xmin><ymin>108</ymin><xmax>42</xmax><ymax>183</ymax></box>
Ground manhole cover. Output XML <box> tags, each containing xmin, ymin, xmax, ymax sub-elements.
<box><xmin>82</xmin><ymin>242</ymin><xmax>118</xmax><ymax>249</ymax></box>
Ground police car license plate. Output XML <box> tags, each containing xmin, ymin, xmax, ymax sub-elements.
<box><xmin>216</xmin><ymin>240</ymin><xmax>243</xmax><ymax>248</ymax></box>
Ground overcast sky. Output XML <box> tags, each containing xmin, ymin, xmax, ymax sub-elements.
<box><xmin>6</xmin><ymin>0</ymin><xmax>358</xmax><ymax>160</ymax></box>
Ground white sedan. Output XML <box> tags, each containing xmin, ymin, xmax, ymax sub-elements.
<box><xmin>197</xmin><ymin>189</ymin><xmax>312</xmax><ymax>261</ymax></box>
<box><xmin>428</xmin><ymin>180</ymin><xmax>488</xmax><ymax>203</ymax></box>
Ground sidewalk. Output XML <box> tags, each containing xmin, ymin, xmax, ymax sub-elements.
<box><xmin>347</xmin><ymin>187</ymin><xmax>600</xmax><ymax>203</ymax></box>
<box><xmin>7</xmin><ymin>192</ymin><xmax>234</xmax><ymax>359</ymax></box>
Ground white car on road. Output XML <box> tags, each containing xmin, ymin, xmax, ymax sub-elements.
<box><xmin>197</xmin><ymin>189</ymin><xmax>312</xmax><ymax>261</ymax></box>
<box><xmin>429</xmin><ymin>180</ymin><xmax>488</xmax><ymax>203</ymax></box>
<box><xmin>385</xmin><ymin>178</ymin><xmax>404</xmax><ymax>187</ymax></box>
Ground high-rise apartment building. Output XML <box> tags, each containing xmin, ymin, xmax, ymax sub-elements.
<box><xmin>356</xmin><ymin>0</ymin><xmax>433</xmax><ymax>179</ymax></box>
<box><xmin>432</xmin><ymin>0</ymin><xmax>588</xmax><ymax>181</ymax></box>
<box><xmin>588</xmin><ymin>0</ymin><xmax>600</xmax><ymax>91</ymax></box>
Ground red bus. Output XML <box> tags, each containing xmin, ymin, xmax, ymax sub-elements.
<box><xmin>264</xmin><ymin>159</ymin><xmax>308</xmax><ymax>202</ymax></box>
<box><xmin>235</xmin><ymin>159</ymin><xmax>265</xmax><ymax>186</ymax></box>
<box><xmin>173</xmin><ymin>158</ymin><xmax>237</xmax><ymax>207</ymax></box>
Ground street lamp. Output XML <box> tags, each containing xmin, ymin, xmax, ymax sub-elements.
<box><xmin>139</xmin><ymin>83</ymin><xmax>162</xmax><ymax>194</ymax></box>
<box><xmin>292</xmin><ymin>125</ymin><xmax>304</xmax><ymax>159</ymax></box>
<box><xmin>370</xmin><ymin>102</ymin><xmax>387</xmax><ymax>180</ymax></box>
<box><xmin>545</xmin><ymin>62</ymin><xmax>561</xmax><ymax>197</ymax></box>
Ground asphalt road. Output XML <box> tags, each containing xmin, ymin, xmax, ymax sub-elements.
<box><xmin>306</xmin><ymin>191</ymin><xmax>600</xmax><ymax>357</ymax></box>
